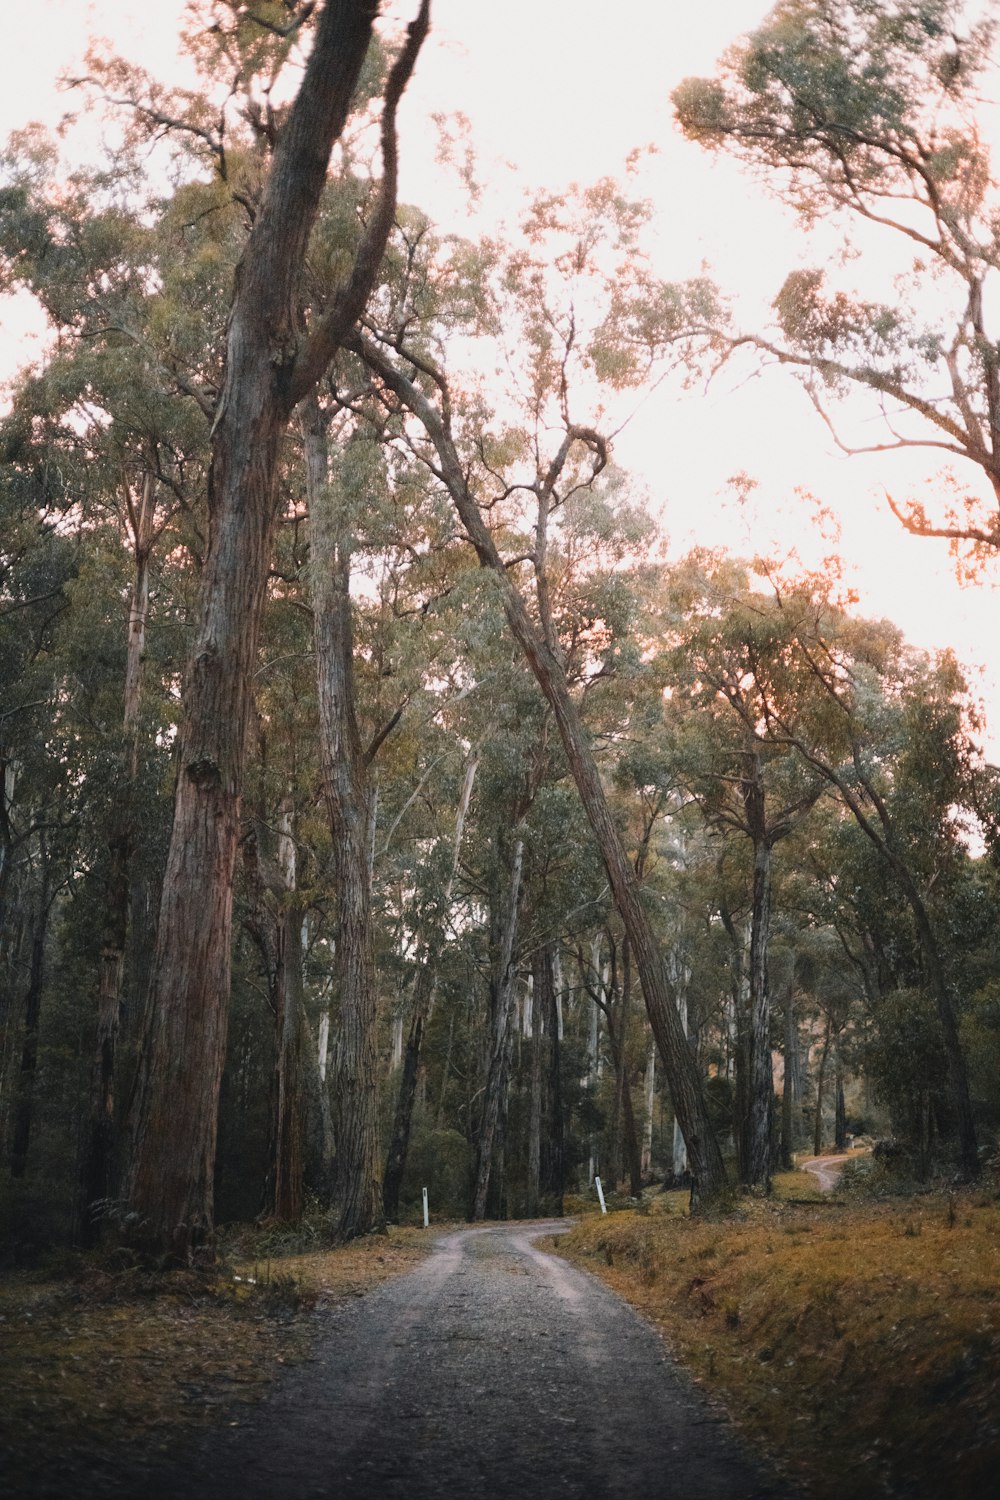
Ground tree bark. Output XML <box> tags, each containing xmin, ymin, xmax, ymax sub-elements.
<box><xmin>125</xmin><ymin>2</ymin><xmax>428</xmax><ymax>1260</ymax></box>
<box><xmin>302</xmin><ymin>400</ymin><xmax>383</xmax><ymax>1241</ymax></box>
<box><xmin>271</xmin><ymin>803</ymin><xmax>305</xmax><ymax>1223</ymax></box>
<box><xmin>780</xmin><ymin>979</ymin><xmax>797</xmax><ymax>1171</ymax></box>
<box><xmin>526</xmin><ymin>973</ymin><xmax>542</xmax><ymax>1217</ymax></box>
<box><xmin>813</xmin><ymin>1018</ymin><xmax>832</xmax><ymax>1158</ymax></box>
<box><xmin>611</xmin><ymin>937</ymin><xmax>642</xmax><ymax>1197</ymax></box>
<box><xmin>834</xmin><ymin>1058</ymin><xmax>847</xmax><ymax>1152</ymax></box>
<box><xmin>9</xmin><ymin>879</ymin><xmax>50</xmax><ymax>1180</ymax></box>
<box><xmin>80</xmin><ymin>473</ymin><xmax>155</xmax><ymax>1242</ymax></box>
<box><xmin>472</xmin><ymin>837</ymin><xmax>523</xmax><ymax>1221</ymax></box>
<box><xmin>538</xmin><ymin>944</ymin><xmax>565</xmax><ymax>1211</ymax></box>
<box><xmin>746</xmin><ymin>825</ymin><xmax>774</xmax><ymax>1190</ymax></box>
<box><xmin>383</xmin><ymin>754</ymin><xmax>476</xmax><ymax>1220</ymax></box>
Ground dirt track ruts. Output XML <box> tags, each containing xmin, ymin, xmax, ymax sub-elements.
<box><xmin>108</xmin><ymin>1220</ymin><xmax>793</xmax><ymax>1500</ymax></box>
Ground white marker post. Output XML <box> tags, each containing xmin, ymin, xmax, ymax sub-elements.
<box><xmin>594</xmin><ymin>1175</ymin><xmax>607</xmax><ymax>1214</ymax></box>
<box><xmin>422</xmin><ymin>1186</ymin><xmax>429</xmax><ymax>1228</ymax></box>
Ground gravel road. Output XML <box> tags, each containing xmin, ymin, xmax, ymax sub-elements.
<box><xmin>798</xmin><ymin>1154</ymin><xmax>852</xmax><ymax>1193</ymax></box>
<box><xmin>140</xmin><ymin>1220</ymin><xmax>790</xmax><ymax>1500</ymax></box>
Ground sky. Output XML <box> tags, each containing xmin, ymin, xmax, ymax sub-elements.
<box><xmin>3</xmin><ymin>0</ymin><xmax>1000</xmax><ymax>752</ymax></box>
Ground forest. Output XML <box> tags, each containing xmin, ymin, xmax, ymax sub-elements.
<box><xmin>2</xmin><ymin>0</ymin><xmax>1000</xmax><ymax>1282</ymax></box>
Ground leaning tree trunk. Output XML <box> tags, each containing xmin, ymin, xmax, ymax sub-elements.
<box><xmin>125</xmin><ymin>2</ymin><xmax>428</xmax><ymax>1261</ymax></box>
<box><xmin>352</xmin><ymin>339</ymin><xmax>728</xmax><ymax>1201</ymax></box>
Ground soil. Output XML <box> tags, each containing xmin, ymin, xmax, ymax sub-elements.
<box><xmin>11</xmin><ymin>1222</ymin><xmax>793</xmax><ymax>1499</ymax></box>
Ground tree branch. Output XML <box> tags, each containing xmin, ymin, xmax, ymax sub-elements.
<box><xmin>287</xmin><ymin>0</ymin><xmax>431</xmax><ymax>407</ymax></box>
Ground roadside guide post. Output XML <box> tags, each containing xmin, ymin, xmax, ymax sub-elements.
<box><xmin>422</xmin><ymin>1186</ymin><xmax>429</xmax><ymax>1228</ymax></box>
<box><xmin>594</xmin><ymin>1176</ymin><xmax>607</xmax><ymax>1214</ymax></box>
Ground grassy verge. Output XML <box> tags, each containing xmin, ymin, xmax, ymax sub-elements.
<box><xmin>0</xmin><ymin>1226</ymin><xmax>431</xmax><ymax>1491</ymax></box>
<box><xmin>558</xmin><ymin>1175</ymin><xmax>1000</xmax><ymax>1499</ymax></box>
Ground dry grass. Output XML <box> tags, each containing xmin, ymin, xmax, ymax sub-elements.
<box><xmin>559</xmin><ymin>1180</ymin><xmax>1000</xmax><ymax>1499</ymax></box>
<box><xmin>0</xmin><ymin>1227</ymin><xmax>430</xmax><ymax>1491</ymax></box>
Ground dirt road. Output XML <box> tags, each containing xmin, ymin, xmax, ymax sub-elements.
<box><xmin>798</xmin><ymin>1154</ymin><xmax>853</xmax><ymax>1193</ymax></box>
<box><xmin>122</xmin><ymin>1221</ymin><xmax>788</xmax><ymax>1500</ymax></box>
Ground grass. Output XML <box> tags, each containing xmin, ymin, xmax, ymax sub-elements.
<box><xmin>0</xmin><ymin>1225</ymin><xmax>431</xmax><ymax>1493</ymax></box>
<box><xmin>558</xmin><ymin>1176</ymin><xmax>1000</xmax><ymax>1499</ymax></box>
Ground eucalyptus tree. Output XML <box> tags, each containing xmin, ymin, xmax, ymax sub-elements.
<box><xmin>720</xmin><ymin>563</ymin><xmax>984</xmax><ymax>1175</ymax></box>
<box><xmin>349</xmin><ymin>183</ymin><xmax>731</xmax><ymax>1200</ymax></box>
<box><xmin>52</xmin><ymin>0</ymin><xmax>433</xmax><ymax>1260</ymax></box>
<box><xmin>659</xmin><ymin>555</ymin><xmax>827</xmax><ymax>1189</ymax></box>
<box><xmin>674</xmin><ymin>0</ymin><xmax>1000</xmax><ymax>565</ymax></box>
<box><xmin>0</xmin><ymin>133</ymin><xmax>227</xmax><ymax>1233</ymax></box>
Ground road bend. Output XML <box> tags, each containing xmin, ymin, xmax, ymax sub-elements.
<box><xmin>147</xmin><ymin>1221</ymin><xmax>792</xmax><ymax>1500</ymax></box>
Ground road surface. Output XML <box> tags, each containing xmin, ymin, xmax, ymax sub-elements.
<box><xmin>134</xmin><ymin>1221</ymin><xmax>791</xmax><ymax>1500</ymax></box>
<box><xmin>798</xmin><ymin>1154</ymin><xmax>853</xmax><ymax>1193</ymax></box>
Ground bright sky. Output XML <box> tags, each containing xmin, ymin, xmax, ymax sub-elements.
<box><xmin>3</xmin><ymin>0</ymin><xmax>1000</xmax><ymax>753</ymax></box>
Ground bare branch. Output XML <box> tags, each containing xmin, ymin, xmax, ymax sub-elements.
<box><xmin>287</xmin><ymin>0</ymin><xmax>431</xmax><ymax>407</ymax></box>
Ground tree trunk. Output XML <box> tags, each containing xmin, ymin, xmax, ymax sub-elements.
<box><xmin>271</xmin><ymin>804</ymin><xmax>305</xmax><ymax>1223</ymax></box>
<box><xmin>382</xmin><ymin>962</ymin><xmax>433</xmax><ymax>1221</ymax></box>
<box><xmin>352</xmin><ymin>339</ymin><xmax>728</xmax><ymax>1200</ymax></box>
<box><xmin>720</xmin><ymin>903</ymin><xmax>749</xmax><ymax>1173</ymax></box>
<box><xmin>834</xmin><ymin>1058</ymin><xmax>847</xmax><ymax>1152</ymax></box>
<box><xmin>641</xmin><ymin>1040</ymin><xmax>655</xmax><ymax>1178</ymax></box>
<box><xmin>472</xmin><ymin>838</ymin><xmax>523</xmax><ymax>1221</ymax></box>
<box><xmin>667</xmin><ymin>949</ymin><xmax>689</xmax><ymax>1184</ymax></box>
<box><xmin>383</xmin><ymin>754</ymin><xmax>477</xmax><ymax>1220</ymax></box>
<box><xmin>537</xmin><ymin>944</ymin><xmax>564</xmax><ymax>1212</ymax></box>
<box><xmin>813</xmin><ymin>1018</ymin><xmax>832</xmax><ymax>1158</ymax></box>
<box><xmin>610</xmin><ymin>938</ymin><xmax>642</xmax><ymax>1198</ymax></box>
<box><xmin>303</xmin><ymin>400</ymin><xmax>382</xmax><ymax>1241</ymax></box>
<box><xmin>745</xmin><ymin>813</ymin><xmax>774</xmax><ymax>1191</ymax></box>
<box><xmin>9</xmin><ymin>880</ymin><xmax>50</xmax><ymax>1180</ymax></box>
<box><xmin>780</xmin><ymin>979</ymin><xmax>797</xmax><ymax>1170</ymax></box>
<box><xmin>124</xmin><ymin>0</ymin><xmax>427</xmax><ymax>1262</ymax></box>
<box><xmin>80</xmin><ymin>474</ymin><xmax>155</xmax><ymax>1242</ymax></box>
<box><xmin>526</xmin><ymin>973</ymin><xmax>542</xmax><ymax>1216</ymax></box>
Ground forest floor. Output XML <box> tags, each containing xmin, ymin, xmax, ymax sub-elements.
<box><xmin>2</xmin><ymin>1172</ymin><xmax>998</xmax><ymax>1498</ymax></box>
<box><xmin>559</xmin><ymin>1170</ymin><xmax>1000</xmax><ymax>1500</ymax></box>
<box><xmin>0</xmin><ymin>1225</ymin><xmax>432</xmax><ymax>1497</ymax></box>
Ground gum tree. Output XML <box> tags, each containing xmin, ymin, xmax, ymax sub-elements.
<box><xmin>116</xmin><ymin>0</ymin><xmax>430</xmax><ymax>1260</ymax></box>
<box><xmin>674</xmin><ymin>0</ymin><xmax>1000</xmax><ymax>564</ymax></box>
<box><xmin>349</xmin><ymin>187</ymin><xmax>731</xmax><ymax>1199</ymax></box>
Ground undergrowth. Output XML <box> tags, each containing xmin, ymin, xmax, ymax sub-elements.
<box><xmin>559</xmin><ymin>1180</ymin><xmax>1000</xmax><ymax>1499</ymax></box>
<box><xmin>0</xmin><ymin>1224</ymin><xmax>429</xmax><ymax>1495</ymax></box>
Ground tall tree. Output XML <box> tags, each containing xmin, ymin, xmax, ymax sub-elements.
<box><xmin>125</xmin><ymin>1</ymin><xmax>429</xmax><ymax>1260</ymax></box>
<box><xmin>349</xmin><ymin>185</ymin><xmax>730</xmax><ymax>1199</ymax></box>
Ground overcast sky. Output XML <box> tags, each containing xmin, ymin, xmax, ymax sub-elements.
<box><xmin>3</xmin><ymin>1</ymin><xmax>1000</xmax><ymax>752</ymax></box>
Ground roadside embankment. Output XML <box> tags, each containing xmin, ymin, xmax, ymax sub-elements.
<box><xmin>558</xmin><ymin>1177</ymin><xmax>1000</xmax><ymax>1499</ymax></box>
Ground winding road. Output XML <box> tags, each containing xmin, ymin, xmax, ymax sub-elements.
<box><xmin>137</xmin><ymin>1221</ymin><xmax>789</xmax><ymax>1500</ymax></box>
<box><xmin>798</xmin><ymin>1153</ymin><xmax>853</xmax><ymax>1193</ymax></box>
